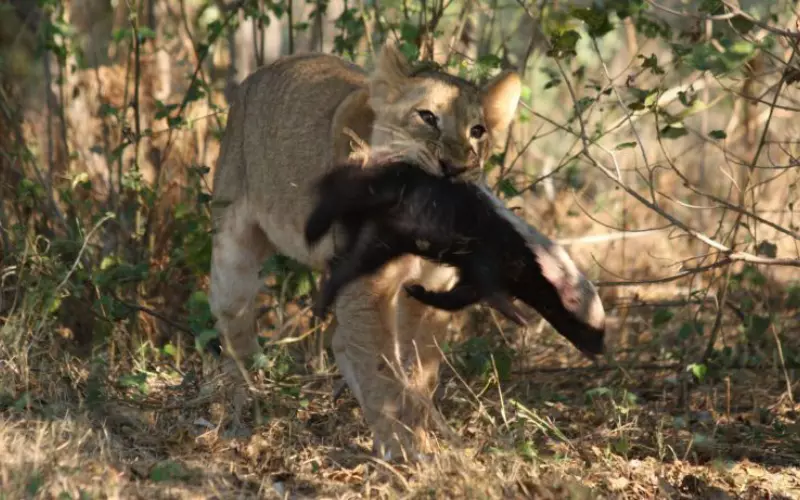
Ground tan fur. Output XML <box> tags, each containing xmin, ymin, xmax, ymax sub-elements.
<box><xmin>209</xmin><ymin>43</ymin><xmax>521</xmax><ymax>458</ymax></box>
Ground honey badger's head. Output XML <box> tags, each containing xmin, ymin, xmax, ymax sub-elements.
<box><xmin>479</xmin><ymin>185</ymin><xmax>606</xmax><ymax>357</ymax></box>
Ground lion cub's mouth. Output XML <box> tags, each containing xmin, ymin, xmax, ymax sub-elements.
<box><xmin>439</xmin><ymin>159</ymin><xmax>469</xmax><ymax>178</ymax></box>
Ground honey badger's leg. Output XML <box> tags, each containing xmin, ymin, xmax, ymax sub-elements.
<box><xmin>305</xmin><ymin>170</ymin><xmax>403</xmax><ymax>247</ymax></box>
<box><xmin>406</xmin><ymin>266</ymin><xmax>530</xmax><ymax>327</ymax></box>
<box><xmin>314</xmin><ymin>223</ymin><xmax>400</xmax><ymax>319</ymax></box>
<box><xmin>404</xmin><ymin>281</ymin><xmax>481</xmax><ymax>310</ymax></box>
<box><xmin>209</xmin><ymin>198</ymin><xmax>274</xmax><ymax>433</ymax></box>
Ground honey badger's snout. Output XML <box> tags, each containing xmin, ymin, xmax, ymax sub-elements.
<box><xmin>529</xmin><ymin>243</ymin><xmax>607</xmax><ymax>358</ymax></box>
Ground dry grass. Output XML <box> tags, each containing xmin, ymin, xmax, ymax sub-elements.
<box><xmin>3</xmin><ymin>4</ymin><xmax>800</xmax><ymax>498</ymax></box>
<box><xmin>2</xmin><ymin>293</ymin><xmax>800</xmax><ymax>499</ymax></box>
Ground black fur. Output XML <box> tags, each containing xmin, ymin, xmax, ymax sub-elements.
<box><xmin>304</xmin><ymin>160</ymin><xmax>605</xmax><ymax>357</ymax></box>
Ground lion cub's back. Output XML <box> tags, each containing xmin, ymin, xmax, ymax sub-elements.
<box><xmin>212</xmin><ymin>52</ymin><xmax>371</xmax><ymax>268</ymax></box>
<box><xmin>241</xmin><ymin>53</ymin><xmax>368</xmax><ymax>198</ymax></box>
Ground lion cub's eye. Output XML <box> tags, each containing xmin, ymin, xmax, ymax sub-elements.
<box><xmin>417</xmin><ymin>109</ymin><xmax>439</xmax><ymax>128</ymax></box>
<box><xmin>470</xmin><ymin>124</ymin><xmax>487</xmax><ymax>140</ymax></box>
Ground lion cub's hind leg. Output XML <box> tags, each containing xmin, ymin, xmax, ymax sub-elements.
<box><xmin>209</xmin><ymin>199</ymin><xmax>275</xmax><ymax>435</ymax></box>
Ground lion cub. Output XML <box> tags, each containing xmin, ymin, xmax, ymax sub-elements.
<box><xmin>304</xmin><ymin>158</ymin><xmax>606</xmax><ymax>358</ymax></box>
<box><xmin>210</xmin><ymin>41</ymin><xmax>606</xmax><ymax>459</ymax></box>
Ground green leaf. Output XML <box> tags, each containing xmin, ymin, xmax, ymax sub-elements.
<box><xmin>138</xmin><ymin>26</ymin><xmax>157</xmax><ymax>41</ymax></box>
<box><xmin>740</xmin><ymin>264</ymin><xmax>767</xmax><ymax>286</ymax></box>
<box><xmin>398</xmin><ymin>41</ymin><xmax>419</xmax><ymax>63</ymax></box>
<box><xmin>756</xmin><ymin>240</ymin><xmax>777</xmax><ymax>258</ymax></box>
<box><xmin>13</xmin><ymin>392</ymin><xmax>31</xmax><ymax>412</ymax></box>
<box><xmin>746</xmin><ymin>314</ymin><xmax>771</xmax><ymax>339</ymax></box>
<box><xmin>497</xmin><ymin>178</ymin><xmax>520</xmax><ymax>199</ymax></box>
<box><xmin>99</xmin><ymin>103</ymin><xmax>119</xmax><ymax>118</ymax></box>
<box><xmin>678</xmin><ymin>90</ymin><xmax>696</xmax><ymax>108</ymax></box>
<box><xmin>520</xmin><ymin>84</ymin><xmax>533</xmax><ymax>104</ymax></box>
<box><xmin>687</xmin><ymin>363</ymin><xmax>707</xmax><ymax>382</ymax></box>
<box><xmin>150</xmin><ymin>460</ymin><xmax>191</xmax><ymax>482</ymax></box>
<box><xmin>291</xmin><ymin>270</ymin><xmax>316</xmax><ymax>297</ymax></box>
<box><xmin>730</xmin><ymin>15</ymin><xmax>755</xmax><ymax>35</ymax></box>
<box><xmin>492</xmin><ymin>351</ymin><xmax>513</xmax><ymax>382</ymax></box>
<box><xmin>786</xmin><ymin>284</ymin><xmax>800</xmax><ymax>309</ymax></box>
<box><xmin>786</xmin><ymin>67</ymin><xmax>800</xmax><ymax>85</ymax></box>
<box><xmin>686</xmin><ymin>40</ymin><xmax>756</xmax><ymax>75</ymax></box>
<box><xmin>400</xmin><ymin>21</ymin><xmax>419</xmax><ymax>43</ymax></box>
<box><xmin>612</xmin><ymin>437</ymin><xmax>631</xmax><ymax>456</ymax></box>
<box><xmin>154</xmin><ymin>100</ymin><xmax>179</xmax><ymax>120</ymax></box>
<box><xmin>660</xmin><ymin>124</ymin><xmax>689</xmax><ymax>139</ymax></box>
<box><xmin>709</xmin><ymin>129</ymin><xmax>727</xmax><ymax>140</ymax></box>
<box><xmin>615</xmin><ymin>142</ymin><xmax>637</xmax><ymax>151</ymax></box>
<box><xmin>547</xmin><ymin>30</ymin><xmax>581</xmax><ymax>59</ymax></box>
<box><xmin>626</xmin><ymin>87</ymin><xmax>657</xmax><ymax>111</ymax></box>
<box><xmin>167</xmin><ymin>115</ymin><xmax>186</xmax><ymax>129</ymax></box>
<box><xmin>162</xmin><ymin>343</ymin><xmax>177</xmax><ymax>359</ymax></box>
<box><xmin>477</xmin><ymin>54</ymin><xmax>503</xmax><ymax>70</ymax></box>
<box><xmin>543</xmin><ymin>78</ymin><xmax>562</xmax><ymax>90</ymax></box>
<box><xmin>699</xmin><ymin>0</ymin><xmax>724</xmax><ymax>15</ymax></box>
<box><xmin>574</xmin><ymin>96</ymin><xmax>595</xmax><ymax>115</ymax></box>
<box><xmin>118</xmin><ymin>372</ymin><xmax>148</xmax><ymax>393</ymax></box>
<box><xmin>609</xmin><ymin>0</ymin><xmax>646</xmax><ymax>20</ymax></box>
<box><xmin>639</xmin><ymin>53</ymin><xmax>665</xmax><ymax>75</ymax></box>
<box><xmin>112</xmin><ymin>27</ymin><xmax>132</xmax><ymax>43</ymax></box>
<box><xmin>678</xmin><ymin>321</ymin><xmax>703</xmax><ymax>340</ymax></box>
<box><xmin>652</xmin><ymin>308</ymin><xmax>674</xmax><ymax>328</ymax></box>
<box><xmin>185</xmin><ymin>80</ymin><xmax>206</xmax><ymax>104</ymax></box>
<box><xmin>570</xmin><ymin>6</ymin><xmax>615</xmax><ymax>38</ymax></box>
<box><xmin>517</xmin><ymin>440</ymin><xmax>538</xmax><ymax>462</ymax></box>
<box><xmin>585</xmin><ymin>386</ymin><xmax>612</xmax><ymax>402</ymax></box>
<box><xmin>26</xmin><ymin>472</ymin><xmax>44</xmax><ymax>496</ymax></box>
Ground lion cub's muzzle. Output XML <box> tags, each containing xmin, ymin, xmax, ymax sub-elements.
<box><xmin>439</xmin><ymin>156</ymin><xmax>482</xmax><ymax>180</ymax></box>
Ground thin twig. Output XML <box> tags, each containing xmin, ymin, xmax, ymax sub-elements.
<box><xmin>770</xmin><ymin>323</ymin><xmax>795</xmax><ymax>406</ymax></box>
<box><xmin>53</xmin><ymin>214</ymin><xmax>116</xmax><ymax>294</ymax></box>
<box><xmin>646</xmin><ymin>0</ymin><xmax>800</xmax><ymax>40</ymax></box>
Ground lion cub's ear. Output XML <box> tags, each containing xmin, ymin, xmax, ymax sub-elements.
<box><xmin>368</xmin><ymin>42</ymin><xmax>413</xmax><ymax>107</ymax></box>
<box><xmin>481</xmin><ymin>70</ymin><xmax>522</xmax><ymax>144</ymax></box>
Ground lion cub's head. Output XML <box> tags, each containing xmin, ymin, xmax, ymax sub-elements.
<box><xmin>365</xmin><ymin>43</ymin><xmax>521</xmax><ymax>181</ymax></box>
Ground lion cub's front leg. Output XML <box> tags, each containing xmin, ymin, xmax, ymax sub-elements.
<box><xmin>209</xmin><ymin>199</ymin><xmax>274</xmax><ymax>433</ymax></box>
<box><xmin>331</xmin><ymin>256</ymin><xmax>457</xmax><ymax>460</ymax></box>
